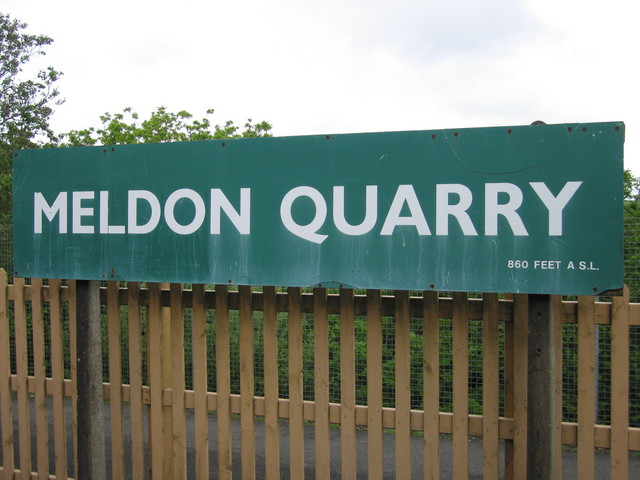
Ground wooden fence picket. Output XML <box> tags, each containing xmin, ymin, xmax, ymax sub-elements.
<box><xmin>68</xmin><ymin>280</ymin><xmax>79</xmax><ymax>477</ymax></box>
<box><xmin>423</xmin><ymin>290</ymin><xmax>440</xmax><ymax>480</ymax></box>
<box><xmin>171</xmin><ymin>283</ymin><xmax>187</xmax><ymax>480</ymax></box>
<box><xmin>107</xmin><ymin>281</ymin><xmax>125</xmax><ymax>480</ymax></box>
<box><xmin>287</xmin><ymin>287</ymin><xmax>304</xmax><ymax>479</ymax></box>
<box><xmin>482</xmin><ymin>292</ymin><xmax>500</xmax><ymax>479</ymax></box>
<box><xmin>31</xmin><ymin>279</ymin><xmax>49</xmax><ymax>480</ymax></box>
<box><xmin>340</xmin><ymin>289</ymin><xmax>356</xmax><ymax>479</ymax></box>
<box><xmin>13</xmin><ymin>277</ymin><xmax>31</xmax><ymax>479</ymax></box>
<box><xmin>239</xmin><ymin>285</ymin><xmax>256</xmax><ymax>479</ymax></box>
<box><xmin>263</xmin><ymin>286</ymin><xmax>281</xmax><ymax>479</ymax></box>
<box><xmin>160</xmin><ymin>283</ymin><xmax>174</xmax><ymax>479</ymax></box>
<box><xmin>215</xmin><ymin>285</ymin><xmax>233</xmax><ymax>480</ymax></box>
<box><xmin>366</xmin><ymin>289</ymin><xmax>383</xmax><ymax>480</ymax></box>
<box><xmin>147</xmin><ymin>283</ymin><xmax>164</xmax><ymax>480</ymax></box>
<box><xmin>49</xmin><ymin>279</ymin><xmax>68</xmax><ymax>479</ymax></box>
<box><xmin>611</xmin><ymin>287</ymin><xmax>630</xmax><ymax>478</ymax></box>
<box><xmin>395</xmin><ymin>290</ymin><xmax>411</xmax><ymax>480</ymax></box>
<box><xmin>127</xmin><ymin>282</ymin><xmax>146</xmax><ymax>480</ymax></box>
<box><xmin>313</xmin><ymin>287</ymin><xmax>331</xmax><ymax>479</ymax></box>
<box><xmin>452</xmin><ymin>292</ymin><xmax>469</xmax><ymax>479</ymax></box>
<box><xmin>578</xmin><ymin>296</ymin><xmax>596</xmax><ymax>480</ymax></box>
<box><xmin>0</xmin><ymin>280</ymin><xmax>638</xmax><ymax>479</ymax></box>
<box><xmin>192</xmin><ymin>284</ymin><xmax>209</xmax><ymax>480</ymax></box>
<box><xmin>0</xmin><ymin>270</ymin><xmax>14</xmax><ymax>480</ymax></box>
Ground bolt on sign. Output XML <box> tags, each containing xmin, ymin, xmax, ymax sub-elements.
<box><xmin>13</xmin><ymin>122</ymin><xmax>624</xmax><ymax>295</ymax></box>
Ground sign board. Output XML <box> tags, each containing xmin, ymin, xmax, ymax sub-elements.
<box><xmin>13</xmin><ymin>122</ymin><xmax>624</xmax><ymax>295</ymax></box>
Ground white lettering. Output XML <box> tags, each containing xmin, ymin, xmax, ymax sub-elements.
<box><xmin>164</xmin><ymin>189</ymin><xmax>206</xmax><ymax>235</ymax></box>
<box><xmin>32</xmin><ymin>182</ymin><xmax>583</xmax><ymax>242</ymax></box>
<box><xmin>380</xmin><ymin>185</ymin><xmax>431</xmax><ymax>235</ymax></box>
<box><xmin>34</xmin><ymin>192</ymin><xmax>67</xmax><ymax>233</ymax></box>
<box><xmin>333</xmin><ymin>185</ymin><xmax>378</xmax><ymax>235</ymax></box>
<box><xmin>485</xmin><ymin>183</ymin><xmax>528</xmax><ymax>236</ymax></box>
<box><xmin>128</xmin><ymin>190</ymin><xmax>161</xmax><ymax>234</ymax></box>
<box><xmin>280</xmin><ymin>186</ymin><xmax>328</xmax><ymax>244</ymax></box>
<box><xmin>529</xmin><ymin>181</ymin><xmax>582</xmax><ymax>236</ymax></box>
<box><xmin>436</xmin><ymin>184</ymin><xmax>478</xmax><ymax>235</ymax></box>
<box><xmin>72</xmin><ymin>191</ymin><xmax>95</xmax><ymax>234</ymax></box>
<box><xmin>99</xmin><ymin>191</ymin><xmax>125</xmax><ymax>234</ymax></box>
<box><xmin>210</xmin><ymin>188</ymin><xmax>251</xmax><ymax>234</ymax></box>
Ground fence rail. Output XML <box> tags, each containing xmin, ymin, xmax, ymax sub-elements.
<box><xmin>1</xmin><ymin>272</ymin><xmax>639</xmax><ymax>478</ymax></box>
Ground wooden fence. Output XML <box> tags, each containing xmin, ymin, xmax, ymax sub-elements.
<box><xmin>0</xmin><ymin>270</ymin><xmax>639</xmax><ymax>479</ymax></box>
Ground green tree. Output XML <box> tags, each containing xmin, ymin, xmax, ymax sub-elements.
<box><xmin>0</xmin><ymin>12</ymin><xmax>63</xmax><ymax>224</ymax></box>
<box><xmin>624</xmin><ymin>168</ymin><xmax>640</xmax><ymax>217</ymax></box>
<box><xmin>624</xmin><ymin>168</ymin><xmax>640</xmax><ymax>304</ymax></box>
<box><xmin>60</xmin><ymin>106</ymin><xmax>272</xmax><ymax>147</ymax></box>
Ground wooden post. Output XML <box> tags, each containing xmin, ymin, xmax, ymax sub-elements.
<box><xmin>527</xmin><ymin>294</ymin><xmax>557</xmax><ymax>479</ymax></box>
<box><xmin>76</xmin><ymin>280</ymin><xmax>107</xmax><ymax>480</ymax></box>
<box><xmin>452</xmin><ymin>292</ymin><xmax>470</xmax><ymax>478</ymax></box>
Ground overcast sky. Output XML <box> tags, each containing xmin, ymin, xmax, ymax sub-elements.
<box><xmin>5</xmin><ymin>0</ymin><xmax>639</xmax><ymax>173</ymax></box>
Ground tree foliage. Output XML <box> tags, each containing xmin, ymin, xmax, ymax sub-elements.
<box><xmin>61</xmin><ymin>106</ymin><xmax>272</xmax><ymax>147</ymax></box>
<box><xmin>624</xmin><ymin>168</ymin><xmax>640</xmax><ymax>217</ymax></box>
<box><xmin>0</xmin><ymin>12</ymin><xmax>63</xmax><ymax>223</ymax></box>
<box><xmin>623</xmin><ymin>168</ymin><xmax>640</xmax><ymax>304</ymax></box>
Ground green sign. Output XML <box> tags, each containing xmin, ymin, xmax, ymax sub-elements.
<box><xmin>13</xmin><ymin>122</ymin><xmax>624</xmax><ymax>295</ymax></box>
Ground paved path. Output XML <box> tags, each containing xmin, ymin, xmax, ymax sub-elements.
<box><xmin>2</xmin><ymin>396</ymin><xmax>638</xmax><ymax>478</ymax></box>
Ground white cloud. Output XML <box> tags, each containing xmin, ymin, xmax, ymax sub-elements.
<box><xmin>3</xmin><ymin>0</ymin><xmax>638</xmax><ymax>172</ymax></box>
<box><xmin>354</xmin><ymin>0</ymin><xmax>538</xmax><ymax>61</ymax></box>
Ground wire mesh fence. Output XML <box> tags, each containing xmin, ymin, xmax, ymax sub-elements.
<box><xmin>1</xmin><ymin>224</ymin><xmax>639</xmax><ymax>428</ymax></box>
<box><xmin>0</xmin><ymin>226</ymin><xmax>11</xmax><ymax>280</ymax></box>
<box><xmin>624</xmin><ymin>216</ymin><xmax>640</xmax><ymax>301</ymax></box>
